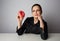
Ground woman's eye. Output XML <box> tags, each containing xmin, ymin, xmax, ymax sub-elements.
<box><xmin>32</xmin><ymin>10</ymin><xmax>35</xmax><ymax>12</ymax></box>
<box><xmin>32</xmin><ymin>10</ymin><xmax>40</xmax><ymax>12</ymax></box>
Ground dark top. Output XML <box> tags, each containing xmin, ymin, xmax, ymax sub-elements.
<box><xmin>16</xmin><ymin>17</ymin><xmax>48</xmax><ymax>40</ymax></box>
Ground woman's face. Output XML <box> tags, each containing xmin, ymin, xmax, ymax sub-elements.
<box><xmin>32</xmin><ymin>6</ymin><xmax>41</xmax><ymax>18</ymax></box>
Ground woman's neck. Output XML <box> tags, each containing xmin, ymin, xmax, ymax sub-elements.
<box><xmin>34</xmin><ymin>17</ymin><xmax>38</xmax><ymax>24</ymax></box>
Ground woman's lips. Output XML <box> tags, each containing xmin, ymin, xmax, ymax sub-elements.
<box><xmin>35</xmin><ymin>14</ymin><xmax>38</xmax><ymax>16</ymax></box>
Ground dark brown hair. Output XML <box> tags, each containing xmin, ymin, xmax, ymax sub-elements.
<box><xmin>31</xmin><ymin>4</ymin><xmax>42</xmax><ymax>14</ymax></box>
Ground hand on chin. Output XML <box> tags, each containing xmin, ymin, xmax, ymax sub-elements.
<box><xmin>38</xmin><ymin>15</ymin><xmax>42</xmax><ymax>21</ymax></box>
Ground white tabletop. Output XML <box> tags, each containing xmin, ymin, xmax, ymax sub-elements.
<box><xmin>0</xmin><ymin>33</ymin><xmax>60</xmax><ymax>41</ymax></box>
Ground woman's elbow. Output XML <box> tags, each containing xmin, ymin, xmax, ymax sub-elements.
<box><xmin>41</xmin><ymin>35</ymin><xmax>48</xmax><ymax>40</ymax></box>
<box><xmin>17</xmin><ymin>33</ymin><xmax>23</xmax><ymax>36</ymax></box>
<box><xmin>41</xmin><ymin>33</ymin><xmax>48</xmax><ymax>40</ymax></box>
<box><xmin>16</xmin><ymin>31</ymin><xmax>23</xmax><ymax>36</ymax></box>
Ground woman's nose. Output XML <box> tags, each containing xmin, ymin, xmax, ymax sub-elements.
<box><xmin>35</xmin><ymin>11</ymin><xmax>37</xmax><ymax>14</ymax></box>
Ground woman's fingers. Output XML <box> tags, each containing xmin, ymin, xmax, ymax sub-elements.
<box><xmin>16</xmin><ymin>11</ymin><xmax>25</xmax><ymax>23</ymax></box>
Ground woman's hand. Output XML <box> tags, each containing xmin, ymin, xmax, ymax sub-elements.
<box><xmin>38</xmin><ymin>15</ymin><xmax>44</xmax><ymax>30</ymax></box>
<box><xmin>16</xmin><ymin>13</ymin><xmax>24</xmax><ymax>29</ymax></box>
<box><xmin>38</xmin><ymin>15</ymin><xmax>42</xmax><ymax>21</ymax></box>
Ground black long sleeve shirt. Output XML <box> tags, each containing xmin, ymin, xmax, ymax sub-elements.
<box><xmin>16</xmin><ymin>17</ymin><xmax>48</xmax><ymax>40</ymax></box>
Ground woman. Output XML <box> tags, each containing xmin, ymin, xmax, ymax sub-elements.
<box><xmin>16</xmin><ymin>4</ymin><xmax>48</xmax><ymax>40</ymax></box>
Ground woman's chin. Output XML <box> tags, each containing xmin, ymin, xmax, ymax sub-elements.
<box><xmin>34</xmin><ymin>16</ymin><xmax>38</xmax><ymax>18</ymax></box>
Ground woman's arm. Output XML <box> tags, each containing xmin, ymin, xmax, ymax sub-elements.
<box><xmin>16</xmin><ymin>18</ymin><xmax>28</xmax><ymax>35</ymax></box>
<box><xmin>38</xmin><ymin>16</ymin><xmax>48</xmax><ymax>40</ymax></box>
<box><xmin>16</xmin><ymin>13</ymin><xmax>28</xmax><ymax>35</ymax></box>
<box><xmin>40</xmin><ymin>21</ymin><xmax>48</xmax><ymax>40</ymax></box>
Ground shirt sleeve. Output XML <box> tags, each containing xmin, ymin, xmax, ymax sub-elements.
<box><xmin>16</xmin><ymin>18</ymin><xmax>28</xmax><ymax>35</ymax></box>
<box><xmin>40</xmin><ymin>21</ymin><xmax>48</xmax><ymax>40</ymax></box>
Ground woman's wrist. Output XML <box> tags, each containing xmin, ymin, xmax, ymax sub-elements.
<box><xmin>39</xmin><ymin>19</ymin><xmax>44</xmax><ymax>31</ymax></box>
<box><xmin>18</xmin><ymin>21</ymin><xmax>22</xmax><ymax>29</ymax></box>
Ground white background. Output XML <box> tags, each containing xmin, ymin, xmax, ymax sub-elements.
<box><xmin>0</xmin><ymin>0</ymin><xmax>60</xmax><ymax>33</ymax></box>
